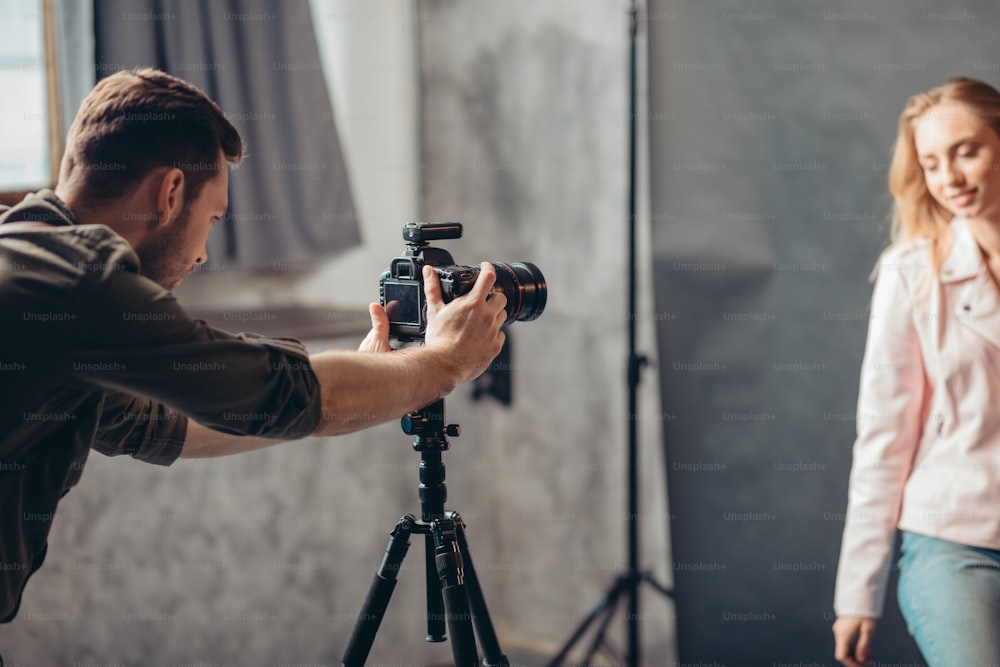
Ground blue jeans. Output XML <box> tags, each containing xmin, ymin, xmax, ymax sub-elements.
<box><xmin>897</xmin><ymin>530</ymin><xmax>1000</xmax><ymax>667</ymax></box>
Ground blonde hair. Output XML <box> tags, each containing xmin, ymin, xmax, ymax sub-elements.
<box><xmin>888</xmin><ymin>77</ymin><xmax>1000</xmax><ymax>272</ymax></box>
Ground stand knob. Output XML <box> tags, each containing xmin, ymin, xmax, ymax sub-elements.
<box><xmin>402</xmin><ymin>411</ymin><xmax>442</xmax><ymax>435</ymax></box>
<box><xmin>401</xmin><ymin>413</ymin><xmax>422</xmax><ymax>434</ymax></box>
<box><xmin>401</xmin><ymin>408</ymin><xmax>458</xmax><ymax>438</ymax></box>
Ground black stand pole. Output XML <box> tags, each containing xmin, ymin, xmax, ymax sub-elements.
<box><xmin>547</xmin><ymin>3</ymin><xmax>673</xmax><ymax>666</ymax></box>
<box><xmin>341</xmin><ymin>399</ymin><xmax>509</xmax><ymax>667</ymax></box>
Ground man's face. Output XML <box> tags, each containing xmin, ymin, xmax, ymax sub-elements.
<box><xmin>136</xmin><ymin>164</ymin><xmax>229</xmax><ymax>290</ymax></box>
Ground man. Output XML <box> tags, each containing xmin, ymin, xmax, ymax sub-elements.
<box><xmin>0</xmin><ymin>68</ymin><xmax>506</xmax><ymax>631</ymax></box>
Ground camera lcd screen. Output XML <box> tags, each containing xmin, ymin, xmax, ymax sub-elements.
<box><xmin>383</xmin><ymin>282</ymin><xmax>422</xmax><ymax>326</ymax></box>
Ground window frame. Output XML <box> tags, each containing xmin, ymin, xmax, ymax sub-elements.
<box><xmin>0</xmin><ymin>0</ymin><xmax>63</xmax><ymax>207</ymax></box>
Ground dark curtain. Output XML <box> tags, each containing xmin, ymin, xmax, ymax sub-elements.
<box><xmin>93</xmin><ymin>0</ymin><xmax>360</xmax><ymax>270</ymax></box>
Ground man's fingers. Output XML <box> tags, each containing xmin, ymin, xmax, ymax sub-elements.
<box><xmin>369</xmin><ymin>302</ymin><xmax>389</xmax><ymax>333</ymax></box>
<box><xmin>359</xmin><ymin>303</ymin><xmax>392</xmax><ymax>353</ymax></box>
<box><xmin>494</xmin><ymin>303</ymin><xmax>508</xmax><ymax>327</ymax></box>
<box><xmin>470</xmin><ymin>262</ymin><xmax>498</xmax><ymax>301</ymax></box>
<box><xmin>489</xmin><ymin>290</ymin><xmax>508</xmax><ymax>311</ymax></box>
<box><xmin>423</xmin><ymin>265</ymin><xmax>444</xmax><ymax>310</ymax></box>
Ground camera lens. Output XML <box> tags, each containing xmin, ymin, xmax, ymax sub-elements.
<box><xmin>492</xmin><ymin>262</ymin><xmax>547</xmax><ymax>325</ymax></box>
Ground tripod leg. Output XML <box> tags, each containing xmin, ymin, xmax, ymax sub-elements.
<box><xmin>452</xmin><ymin>514</ymin><xmax>509</xmax><ymax>667</ymax></box>
<box><xmin>341</xmin><ymin>515</ymin><xmax>415</xmax><ymax>667</ymax></box>
<box><xmin>424</xmin><ymin>532</ymin><xmax>446</xmax><ymax>641</ymax></box>
<box><xmin>433</xmin><ymin>517</ymin><xmax>481</xmax><ymax>666</ymax></box>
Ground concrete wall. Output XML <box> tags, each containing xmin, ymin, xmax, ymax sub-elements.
<box><xmin>417</xmin><ymin>0</ymin><xmax>672</xmax><ymax>662</ymax></box>
<box><xmin>0</xmin><ymin>1</ymin><xmax>672</xmax><ymax>665</ymax></box>
<box><xmin>0</xmin><ymin>2</ymin><xmax>453</xmax><ymax>665</ymax></box>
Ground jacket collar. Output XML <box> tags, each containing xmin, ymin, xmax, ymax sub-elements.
<box><xmin>0</xmin><ymin>189</ymin><xmax>77</xmax><ymax>228</ymax></box>
<box><xmin>939</xmin><ymin>217</ymin><xmax>984</xmax><ymax>284</ymax></box>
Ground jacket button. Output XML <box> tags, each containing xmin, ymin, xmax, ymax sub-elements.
<box><xmin>963</xmin><ymin>304</ymin><xmax>972</xmax><ymax>312</ymax></box>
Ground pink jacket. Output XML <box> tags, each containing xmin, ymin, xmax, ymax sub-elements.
<box><xmin>835</xmin><ymin>216</ymin><xmax>1000</xmax><ymax>618</ymax></box>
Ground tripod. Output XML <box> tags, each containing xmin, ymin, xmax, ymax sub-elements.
<box><xmin>341</xmin><ymin>398</ymin><xmax>509</xmax><ymax>667</ymax></box>
<box><xmin>548</xmin><ymin>2</ymin><xmax>672</xmax><ymax>665</ymax></box>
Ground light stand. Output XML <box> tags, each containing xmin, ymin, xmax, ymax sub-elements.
<box><xmin>547</xmin><ymin>2</ymin><xmax>673</xmax><ymax>666</ymax></box>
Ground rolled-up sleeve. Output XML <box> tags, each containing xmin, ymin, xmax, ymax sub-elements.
<box><xmin>834</xmin><ymin>256</ymin><xmax>927</xmax><ymax>618</ymax></box>
<box><xmin>54</xmin><ymin>240</ymin><xmax>323</xmax><ymax>447</ymax></box>
<box><xmin>93</xmin><ymin>393</ymin><xmax>188</xmax><ymax>466</ymax></box>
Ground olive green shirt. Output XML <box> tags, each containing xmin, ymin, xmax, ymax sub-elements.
<box><xmin>0</xmin><ymin>191</ymin><xmax>323</xmax><ymax>622</ymax></box>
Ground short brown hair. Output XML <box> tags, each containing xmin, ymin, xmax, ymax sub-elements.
<box><xmin>59</xmin><ymin>68</ymin><xmax>243</xmax><ymax>205</ymax></box>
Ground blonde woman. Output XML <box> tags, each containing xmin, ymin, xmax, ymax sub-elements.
<box><xmin>834</xmin><ymin>77</ymin><xmax>1000</xmax><ymax>667</ymax></box>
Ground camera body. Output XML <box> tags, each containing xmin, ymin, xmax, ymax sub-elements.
<box><xmin>379</xmin><ymin>223</ymin><xmax>475</xmax><ymax>341</ymax></box>
<box><xmin>379</xmin><ymin>222</ymin><xmax>546</xmax><ymax>341</ymax></box>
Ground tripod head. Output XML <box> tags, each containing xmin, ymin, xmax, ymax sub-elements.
<box><xmin>402</xmin><ymin>398</ymin><xmax>460</xmax><ymax>451</ymax></box>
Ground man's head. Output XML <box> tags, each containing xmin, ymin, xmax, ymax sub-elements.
<box><xmin>56</xmin><ymin>68</ymin><xmax>243</xmax><ymax>289</ymax></box>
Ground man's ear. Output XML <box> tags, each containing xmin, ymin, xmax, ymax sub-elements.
<box><xmin>153</xmin><ymin>167</ymin><xmax>186</xmax><ymax>227</ymax></box>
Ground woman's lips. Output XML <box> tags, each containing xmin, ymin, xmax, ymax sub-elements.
<box><xmin>949</xmin><ymin>188</ymin><xmax>977</xmax><ymax>207</ymax></box>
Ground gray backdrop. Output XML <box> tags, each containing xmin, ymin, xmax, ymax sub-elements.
<box><xmin>648</xmin><ymin>0</ymin><xmax>1000</xmax><ymax>663</ymax></box>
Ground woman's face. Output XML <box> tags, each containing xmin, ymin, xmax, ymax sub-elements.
<box><xmin>914</xmin><ymin>100</ymin><xmax>1000</xmax><ymax>223</ymax></box>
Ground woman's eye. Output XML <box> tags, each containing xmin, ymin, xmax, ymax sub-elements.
<box><xmin>958</xmin><ymin>144</ymin><xmax>979</xmax><ymax>158</ymax></box>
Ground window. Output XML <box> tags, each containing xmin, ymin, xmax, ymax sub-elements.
<box><xmin>0</xmin><ymin>0</ymin><xmax>61</xmax><ymax>205</ymax></box>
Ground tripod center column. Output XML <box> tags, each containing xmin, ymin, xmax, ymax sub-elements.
<box><xmin>419</xmin><ymin>451</ymin><xmax>447</xmax><ymax>523</ymax></box>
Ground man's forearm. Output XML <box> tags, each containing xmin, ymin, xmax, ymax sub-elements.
<box><xmin>180</xmin><ymin>346</ymin><xmax>462</xmax><ymax>457</ymax></box>
<box><xmin>180</xmin><ymin>420</ymin><xmax>282</xmax><ymax>458</ymax></box>
<box><xmin>182</xmin><ymin>265</ymin><xmax>504</xmax><ymax>456</ymax></box>
<box><xmin>308</xmin><ymin>346</ymin><xmax>461</xmax><ymax>436</ymax></box>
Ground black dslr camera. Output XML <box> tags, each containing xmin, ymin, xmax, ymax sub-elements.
<box><xmin>379</xmin><ymin>222</ymin><xmax>546</xmax><ymax>341</ymax></box>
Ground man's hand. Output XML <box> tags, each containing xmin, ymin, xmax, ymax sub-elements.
<box><xmin>359</xmin><ymin>303</ymin><xmax>392</xmax><ymax>353</ymax></box>
<box><xmin>359</xmin><ymin>263</ymin><xmax>506</xmax><ymax>370</ymax></box>
<box><xmin>307</xmin><ymin>262</ymin><xmax>507</xmax><ymax>437</ymax></box>
<box><xmin>833</xmin><ymin>616</ymin><xmax>877</xmax><ymax>667</ymax></box>
<box><xmin>422</xmin><ymin>262</ymin><xmax>506</xmax><ymax>384</ymax></box>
